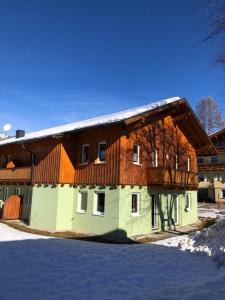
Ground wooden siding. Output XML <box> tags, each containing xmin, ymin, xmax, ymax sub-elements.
<box><xmin>31</xmin><ymin>140</ymin><xmax>61</xmax><ymax>183</ymax></box>
<box><xmin>0</xmin><ymin>167</ymin><xmax>31</xmax><ymax>183</ymax></box>
<box><xmin>119</xmin><ymin>116</ymin><xmax>198</xmax><ymax>187</ymax></box>
<box><xmin>73</xmin><ymin>125</ymin><xmax>121</xmax><ymax>185</ymax></box>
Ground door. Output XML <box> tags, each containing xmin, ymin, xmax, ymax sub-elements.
<box><xmin>151</xmin><ymin>194</ymin><xmax>158</xmax><ymax>229</ymax></box>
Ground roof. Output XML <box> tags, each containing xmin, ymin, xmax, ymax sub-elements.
<box><xmin>0</xmin><ymin>97</ymin><xmax>180</xmax><ymax>146</ymax></box>
<box><xmin>209</xmin><ymin>127</ymin><xmax>225</xmax><ymax>138</ymax></box>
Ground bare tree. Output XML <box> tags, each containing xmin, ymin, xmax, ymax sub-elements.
<box><xmin>201</xmin><ymin>0</ymin><xmax>225</xmax><ymax>68</ymax></box>
<box><xmin>195</xmin><ymin>96</ymin><xmax>224</xmax><ymax>134</ymax></box>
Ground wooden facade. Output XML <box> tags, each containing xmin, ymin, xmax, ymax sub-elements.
<box><xmin>0</xmin><ymin>99</ymin><xmax>216</xmax><ymax>190</ymax></box>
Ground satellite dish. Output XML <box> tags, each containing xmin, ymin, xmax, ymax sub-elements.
<box><xmin>3</xmin><ymin>123</ymin><xmax>12</xmax><ymax>132</ymax></box>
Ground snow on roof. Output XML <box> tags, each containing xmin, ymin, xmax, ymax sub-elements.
<box><xmin>0</xmin><ymin>96</ymin><xmax>180</xmax><ymax>146</ymax></box>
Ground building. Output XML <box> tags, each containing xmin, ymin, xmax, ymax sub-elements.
<box><xmin>0</xmin><ymin>97</ymin><xmax>216</xmax><ymax>240</ymax></box>
<box><xmin>198</xmin><ymin>128</ymin><xmax>225</xmax><ymax>203</ymax></box>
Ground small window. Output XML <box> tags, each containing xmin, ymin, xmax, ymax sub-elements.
<box><xmin>15</xmin><ymin>188</ymin><xmax>20</xmax><ymax>196</ymax></box>
<box><xmin>133</xmin><ymin>144</ymin><xmax>140</xmax><ymax>164</ymax></box>
<box><xmin>131</xmin><ymin>193</ymin><xmax>140</xmax><ymax>216</ymax></box>
<box><xmin>151</xmin><ymin>149</ymin><xmax>158</xmax><ymax>167</ymax></box>
<box><xmin>199</xmin><ymin>174</ymin><xmax>207</xmax><ymax>182</ymax></box>
<box><xmin>3</xmin><ymin>187</ymin><xmax>8</xmax><ymax>201</ymax></box>
<box><xmin>174</xmin><ymin>154</ymin><xmax>178</xmax><ymax>170</ymax></box>
<box><xmin>1</xmin><ymin>155</ymin><xmax>6</xmax><ymax>167</ymax></box>
<box><xmin>211</xmin><ymin>156</ymin><xmax>219</xmax><ymax>164</ymax></box>
<box><xmin>27</xmin><ymin>189</ymin><xmax>32</xmax><ymax>205</ymax></box>
<box><xmin>221</xmin><ymin>189</ymin><xmax>225</xmax><ymax>199</ymax></box>
<box><xmin>186</xmin><ymin>194</ymin><xmax>191</xmax><ymax>211</ymax></box>
<box><xmin>7</xmin><ymin>154</ymin><xmax>12</xmax><ymax>163</ymax></box>
<box><xmin>187</xmin><ymin>157</ymin><xmax>190</xmax><ymax>172</ymax></box>
<box><xmin>77</xmin><ymin>192</ymin><xmax>88</xmax><ymax>213</ymax></box>
<box><xmin>94</xmin><ymin>192</ymin><xmax>105</xmax><ymax>216</ymax></box>
<box><xmin>97</xmin><ymin>142</ymin><xmax>106</xmax><ymax>163</ymax></box>
<box><xmin>81</xmin><ymin>144</ymin><xmax>90</xmax><ymax>164</ymax></box>
<box><xmin>197</xmin><ymin>157</ymin><xmax>204</xmax><ymax>164</ymax></box>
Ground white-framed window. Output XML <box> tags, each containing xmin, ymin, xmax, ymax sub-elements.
<box><xmin>15</xmin><ymin>187</ymin><xmax>20</xmax><ymax>196</ymax></box>
<box><xmin>77</xmin><ymin>192</ymin><xmax>88</xmax><ymax>213</ymax></box>
<box><xmin>211</xmin><ymin>156</ymin><xmax>219</xmax><ymax>164</ymax></box>
<box><xmin>174</xmin><ymin>154</ymin><xmax>178</xmax><ymax>170</ymax></box>
<box><xmin>199</xmin><ymin>174</ymin><xmax>207</xmax><ymax>182</ymax></box>
<box><xmin>131</xmin><ymin>193</ymin><xmax>140</xmax><ymax>216</ymax></box>
<box><xmin>97</xmin><ymin>142</ymin><xmax>107</xmax><ymax>163</ymax></box>
<box><xmin>151</xmin><ymin>193</ymin><xmax>158</xmax><ymax>228</ymax></box>
<box><xmin>81</xmin><ymin>144</ymin><xmax>90</xmax><ymax>164</ymax></box>
<box><xmin>93</xmin><ymin>192</ymin><xmax>105</xmax><ymax>216</ymax></box>
<box><xmin>133</xmin><ymin>144</ymin><xmax>140</xmax><ymax>164</ymax></box>
<box><xmin>197</xmin><ymin>157</ymin><xmax>204</xmax><ymax>164</ymax></box>
<box><xmin>187</xmin><ymin>157</ymin><xmax>190</xmax><ymax>172</ymax></box>
<box><xmin>185</xmin><ymin>194</ymin><xmax>191</xmax><ymax>211</ymax></box>
<box><xmin>3</xmin><ymin>187</ymin><xmax>9</xmax><ymax>201</ymax></box>
<box><xmin>151</xmin><ymin>149</ymin><xmax>158</xmax><ymax>167</ymax></box>
<box><xmin>214</xmin><ymin>173</ymin><xmax>222</xmax><ymax>182</ymax></box>
<box><xmin>221</xmin><ymin>189</ymin><xmax>225</xmax><ymax>199</ymax></box>
<box><xmin>27</xmin><ymin>188</ymin><xmax>32</xmax><ymax>206</ymax></box>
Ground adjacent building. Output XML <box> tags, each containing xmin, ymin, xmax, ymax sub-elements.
<box><xmin>198</xmin><ymin>128</ymin><xmax>225</xmax><ymax>203</ymax></box>
<box><xmin>0</xmin><ymin>97</ymin><xmax>216</xmax><ymax>240</ymax></box>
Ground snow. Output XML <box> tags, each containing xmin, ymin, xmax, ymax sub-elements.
<box><xmin>155</xmin><ymin>218</ymin><xmax>225</xmax><ymax>267</ymax></box>
<box><xmin>1</xmin><ymin>223</ymin><xmax>225</xmax><ymax>299</ymax></box>
<box><xmin>198</xmin><ymin>207</ymin><xmax>225</xmax><ymax>219</ymax></box>
<box><xmin>0</xmin><ymin>97</ymin><xmax>180</xmax><ymax>146</ymax></box>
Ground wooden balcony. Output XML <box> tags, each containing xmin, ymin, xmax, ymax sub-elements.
<box><xmin>0</xmin><ymin>167</ymin><xmax>32</xmax><ymax>183</ymax></box>
<box><xmin>198</xmin><ymin>163</ymin><xmax>225</xmax><ymax>172</ymax></box>
<box><xmin>147</xmin><ymin>167</ymin><xmax>199</xmax><ymax>189</ymax></box>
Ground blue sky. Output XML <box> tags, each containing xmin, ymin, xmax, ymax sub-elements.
<box><xmin>0</xmin><ymin>0</ymin><xmax>224</xmax><ymax>134</ymax></box>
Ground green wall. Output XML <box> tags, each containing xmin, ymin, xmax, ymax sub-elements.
<box><xmin>0</xmin><ymin>183</ymin><xmax>198</xmax><ymax>240</ymax></box>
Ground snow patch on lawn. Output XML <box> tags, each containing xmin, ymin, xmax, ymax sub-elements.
<box><xmin>155</xmin><ymin>218</ymin><xmax>225</xmax><ymax>266</ymax></box>
<box><xmin>198</xmin><ymin>207</ymin><xmax>225</xmax><ymax>219</ymax></box>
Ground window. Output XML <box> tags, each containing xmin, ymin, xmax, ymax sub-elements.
<box><xmin>199</xmin><ymin>174</ymin><xmax>207</xmax><ymax>182</ymax></box>
<box><xmin>174</xmin><ymin>154</ymin><xmax>178</xmax><ymax>170</ymax></box>
<box><xmin>197</xmin><ymin>157</ymin><xmax>204</xmax><ymax>164</ymax></box>
<box><xmin>81</xmin><ymin>144</ymin><xmax>89</xmax><ymax>164</ymax></box>
<box><xmin>151</xmin><ymin>149</ymin><xmax>158</xmax><ymax>167</ymax></box>
<box><xmin>214</xmin><ymin>173</ymin><xmax>222</xmax><ymax>182</ymax></box>
<box><xmin>27</xmin><ymin>189</ymin><xmax>32</xmax><ymax>205</ymax></box>
<box><xmin>221</xmin><ymin>190</ymin><xmax>225</xmax><ymax>199</ymax></box>
<box><xmin>3</xmin><ymin>188</ymin><xmax>8</xmax><ymax>201</ymax></box>
<box><xmin>185</xmin><ymin>194</ymin><xmax>191</xmax><ymax>211</ymax></box>
<box><xmin>7</xmin><ymin>154</ymin><xmax>12</xmax><ymax>163</ymax></box>
<box><xmin>131</xmin><ymin>193</ymin><xmax>140</xmax><ymax>216</ymax></box>
<box><xmin>97</xmin><ymin>142</ymin><xmax>106</xmax><ymax>163</ymax></box>
<box><xmin>133</xmin><ymin>144</ymin><xmax>140</xmax><ymax>164</ymax></box>
<box><xmin>187</xmin><ymin>157</ymin><xmax>190</xmax><ymax>172</ymax></box>
<box><xmin>151</xmin><ymin>194</ymin><xmax>158</xmax><ymax>228</ymax></box>
<box><xmin>77</xmin><ymin>192</ymin><xmax>88</xmax><ymax>213</ymax></box>
<box><xmin>211</xmin><ymin>156</ymin><xmax>219</xmax><ymax>164</ymax></box>
<box><xmin>15</xmin><ymin>188</ymin><xmax>20</xmax><ymax>196</ymax></box>
<box><xmin>94</xmin><ymin>192</ymin><xmax>105</xmax><ymax>216</ymax></box>
<box><xmin>1</xmin><ymin>155</ymin><xmax>6</xmax><ymax>167</ymax></box>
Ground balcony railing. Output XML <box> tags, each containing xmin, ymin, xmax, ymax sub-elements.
<box><xmin>147</xmin><ymin>167</ymin><xmax>198</xmax><ymax>189</ymax></box>
<box><xmin>0</xmin><ymin>167</ymin><xmax>32</xmax><ymax>183</ymax></box>
<box><xmin>198</xmin><ymin>163</ymin><xmax>225</xmax><ymax>171</ymax></box>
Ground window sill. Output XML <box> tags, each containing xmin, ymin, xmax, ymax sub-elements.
<box><xmin>93</xmin><ymin>212</ymin><xmax>104</xmax><ymax>217</ymax></box>
<box><xmin>133</xmin><ymin>162</ymin><xmax>142</xmax><ymax>166</ymax></box>
<box><xmin>94</xmin><ymin>161</ymin><xmax>106</xmax><ymax>165</ymax></box>
<box><xmin>77</xmin><ymin>210</ymin><xmax>87</xmax><ymax>214</ymax></box>
<box><xmin>131</xmin><ymin>213</ymin><xmax>140</xmax><ymax>217</ymax></box>
<box><xmin>79</xmin><ymin>162</ymin><xmax>89</xmax><ymax>166</ymax></box>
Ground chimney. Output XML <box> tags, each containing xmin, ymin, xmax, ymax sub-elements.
<box><xmin>16</xmin><ymin>130</ymin><xmax>25</xmax><ymax>139</ymax></box>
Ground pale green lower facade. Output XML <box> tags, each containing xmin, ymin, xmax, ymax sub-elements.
<box><xmin>0</xmin><ymin>183</ymin><xmax>197</xmax><ymax>240</ymax></box>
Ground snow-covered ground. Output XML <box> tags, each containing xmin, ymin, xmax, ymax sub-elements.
<box><xmin>1</xmin><ymin>223</ymin><xmax>225</xmax><ymax>299</ymax></box>
<box><xmin>198</xmin><ymin>207</ymin><xmax>225</xmax><ymax>219</ymax></box>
